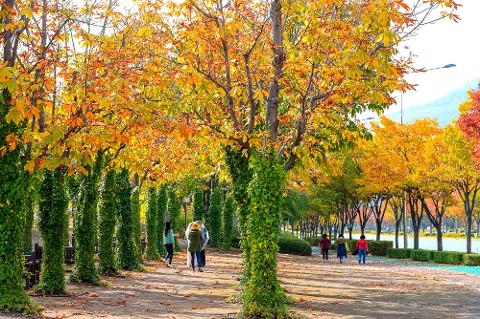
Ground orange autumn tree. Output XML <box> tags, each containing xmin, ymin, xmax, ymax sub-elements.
<box><xmin>135</xmin><ymin>0</ymin><xmax>459</xmax><ymax>316</ymax></box>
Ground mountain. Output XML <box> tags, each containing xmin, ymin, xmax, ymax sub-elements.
<box><xmin>387</xmin><ymin>79</ymin><xmax>479</xmax><ymax>127</ymax></box>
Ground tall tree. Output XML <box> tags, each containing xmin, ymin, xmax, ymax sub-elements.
<box><xmin>444</xmin><ymin>125</ymin><xmax>480</xmax><ymax>253</ymax></box>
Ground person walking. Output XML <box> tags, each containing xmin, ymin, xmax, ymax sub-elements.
<box><xmin>356</xmin><ymin>234</ymin><xmax>369</xmax><ymax>265</ymax></box>
<box><xmin>320</xmin><ymin>234</ymin><xmax>331</xmax><ymax>260</ymax></box>
<box><xmin>199</xmin><ymin>221</ymin><xmax>209</xmax><ymax>267</ymax></box>
<box><xmin>187</xmin><ymin>223</ymin><xmax>203</xmax><ymax>272</ymax></box>
<box><xmin>336</xmin><ymin>234</ymin><xmax>347</xmax><ymax>264</ymax></box>
<box><xmin>163</xmin><ymin>221</ymin><xmax>175</xmax><ymax>267</ymax></box>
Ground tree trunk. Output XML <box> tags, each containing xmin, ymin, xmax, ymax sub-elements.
<box><xmin>71</xmin><ymin>153</ymin><xmax>104</xmax><ymax>283</ymax></box>
<box><xmin>375</xmin><ymin>220</ymin><xmax>382</xmax><ymax>241</ymax></box>
<box><xmin>37</xmin><ymin>169</ymin><xmax>68</xmax><ymax>294</ymax></box>
<box><xmin>360</xmin><ymin>225</ymin><xmax>365</xmax><ymax>236</ymax></box>
<box><xmin>436</xmin><ymin>226</ymin><xmax>443</xmax><ymax>251</ymax></box>
<box><xmin>466</xmin><ymin>212</ymin><xmax>472</xmax><ymax>254</ymax></box>
<box><xmin>477</xmin><ymin>219</ymin><xmax>480</xmax><ymax>237</ymax></box>
<box><xmin>394</xmin><ymin>222</ymin><xmax>400</xmax><ymax>249</ymax></box>
<box><xmin>243</xmin><ymin>154</ymin><xmax>287</xmax><ymax>318</ymax></box>
<box><xmin>348</xmin><ymin>227</ymin><xmax>353</xmax><ymax>240</ymax></box>
<box><xmin>413</xmin><ymin>226</ymin><xmax>420</xmax><ymax>250</ymax></box>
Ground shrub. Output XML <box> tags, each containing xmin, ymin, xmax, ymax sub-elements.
<box><xmin>387</xmin><ymin>248</ymin><xmax>413</xmax><ymax>259</ymax></box>
<box><xmin>332</xmin><ymin>239</ymin><xmax>391</xmax><ymax>256</ymax></box>
<box><xmin>278</xmin><ymin>236</ymin><xmax>312</xmax><ymax>256</ymax></box>
<box><xmin>411</xmin><ymin>250</ymin><xmax>434</xmax><ymax>262</ymax></box>
<box><xmin>432</xmin><ymin>251</ymin><xmax>465</xmax><ymax>265</ymax></box>
<box><xmin>463</xmin><ymin>254</ymin><xmax>480</xmax><ymax>266</ymax></box>
<box><xmin>305</xmin><ymin>237</ymin><xmax>322</xmax><ymax>246</ymax></box>
<box><xmin>368</xmin><ymin>241</ymin><xmax>393</xmax><ymax>256</ymax></box>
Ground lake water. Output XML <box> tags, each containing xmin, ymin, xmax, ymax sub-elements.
<box><xmin>359</xmin><ymin>233</ymin><xmax>480</xmax><ymax>253</ymax></box>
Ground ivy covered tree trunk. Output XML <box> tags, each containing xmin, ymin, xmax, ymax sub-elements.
<box><xmin>157</xmin><ymin>185</ymin><xmax>168</xmax><ymax>255</ymax></box>
<box><xmin>168</xmin><ymin>185</ymin><xmax>181</xmax><ymax>252</ymax></box>
<box><xmin>223</xmin><ymin>196</ymin><xmax>234</xmax><ymax>250</ymax></box>
<box><xmin>71</xmin><ymin>154</ymin><xmax>103</xmax><ymax>284</ymax></box>
<box><xmin>36</xmin><ymin>169</ymin><xmax>68</xmax><ymax>294</ymax></box>
<box><xmin>225</xmin><ymin>147</ymin><xmax>253</xmax><ymax>288</ymax></box>
<box><xmin>208</xmin><ymin>184</ymin><xmax>222</xmax><ymax>248</ymax></box>
<box><xmin>66</xmin><ymin>174</ymin><xmax>81</xmax><ymax>244</ymax></box>
<box><xmin>116</xmin><ymin>169</ymin><xmax>139</xmax><ymax>270</ymax></box>
<box><xmin>145</xmin><ymin>187</ymin><xmax>159</xmax><ymax>260</ymax></box>
<box><xmin>22</xmin><ymin>175</ymin><xmax>37</xmax><ymax>253</ymax></box>
<box><xmin>0</xmin><ymin>93</ymin><xmax>35</xmax><ymax>312</ymax></box>
<box><xmin>243</xmin><ymin>153</ymin><xmax>287</xmax><ymax>318</ymax></box>
<box><xmin>131</xmin><ymin>187</ymin><xmax>142</xmax><ymax>262</ymax></box>
<box><xmin>99</xmin><ymin>171</ymin><xmax>118</xmax><ymax>275</ymax></box>
<box><xmin>193</xmin><ymin>188</ymin><xmax>204</xmax><ymax>222</ymax></box>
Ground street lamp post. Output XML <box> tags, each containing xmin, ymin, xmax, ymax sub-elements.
<box><xmin>400</xmin><ymin>63</ymin><xmax>456</xmax><ymax>250</ymax></box>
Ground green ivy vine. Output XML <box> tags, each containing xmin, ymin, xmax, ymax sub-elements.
<box><xmin>98</xmin><ymin>170</ymin><xmax>118</xmax><ymax>275</ymax></box>
<box><xmin>192</xmin><ymin>188</ymin><xmax>204</xmax><ymax>222</ymax></box>
<box><xmin>144</xmin><ymin>187</ymin><xmax>159</xmax><ymax>260</ymax></box>
<box><xmin>224</xmin><ymin>146</ymin><xmax>253</xmax><ymax>287</ymax></box>
<box><xmin>223</xmin><ymin>195</ymin><xmax>234</xmax><ymax>250</ymax></box>
<box><xmin>243</xmin><ymin>152</ymin><xmax>287</xmax><ymax>318</ymax></box>
<box><xmin>156</xmin><ymin>185</ymin><xmax>168</xmax><ymax>255</ymax></box>
<box><xmin>36</xmin><ymin>168</ymin><xmax>68</xmax><ymax>294</ymax></box>
<box><xmin>131</xmin><ymin>186</ymin><xmax>142</xmax><ymax>262</ymax></box>
<box><xmin>208</xmin><ymin>184</ymin><xmax>222</xmax><ymax>248</ymax></box>
<box><xmin>116</xmin><ymin>169</ymin><xmax>140</xmax><ymax>270</ymax></box>
<box><xmin>71</xmin><ymin>154</ymin><xmax>103</xmax><ymax>284</ymax></box>
<box><xmin>0</xmin><ymin>92</ymin><xmax>36</xmax><ymax>312</ymax></box>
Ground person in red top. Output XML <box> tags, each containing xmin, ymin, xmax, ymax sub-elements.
<box><xmin>320</xmin><ymin>234</ymin><xmax>330</xmax><ymax>260</ymax></box>
<box><xmin>356</xmin><ymin>235</ymin><xmax>369</xmax><ymax>265</ymax></box>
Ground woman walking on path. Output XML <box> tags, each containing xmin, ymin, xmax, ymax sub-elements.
<box><xmin>336</xmin><ymin>234</ymin><xmax>347</xmax><ymax>264</ymax></box>
<box><xmin>356</xmin><ymin>235</ymin><xmax>369</xmax><ymax>265</ymax></box>
<box><xmin>163</xmin><ymin>222</ymin><xmax>175</xmax><ymax>267</ymax></box>
<box><xmin>187</xmin><ymin>223</ymin><xmax>203</xmax><ymax>272</ymax></box>
<box><xmin>320</xmin><ymin>234</ymin><xmax>331</xmax><ymax>260</ymax></box>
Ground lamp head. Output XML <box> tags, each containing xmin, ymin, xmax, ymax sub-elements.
<box><xmin>443</xmin><ymin>63</ymin><xmax>456</xmax><ymax>68</ymax></box>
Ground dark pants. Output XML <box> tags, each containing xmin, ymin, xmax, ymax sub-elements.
<box><xmin>190</xmin><ymin>251</ymin><xmax>202</xmax><ymax>269</ymax></box>
<box><xmin>322</xmin><ymin>248</ymin><xmax>329</xmax><ymax>260</ymax></box>
<box><xmin>201</xmin><ymin>249</ymin><xmax>206</xmax><ymax>266</ymax></box>
<box><xmin>165</xmin><ymin>244</ymin><xmax>174</xmax><ymax>264</ymax></box>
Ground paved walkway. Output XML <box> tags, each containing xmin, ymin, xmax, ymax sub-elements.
<box><xmin>2</xmin><ymin>250</ymin><xmax>479</xmax><ymax>318</ymax></box>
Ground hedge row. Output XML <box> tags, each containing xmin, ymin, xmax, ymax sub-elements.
<box><xmin>333</xmin><ymin>239</ymin><xmax>393</xmax><ymax>257</ymax></box>
<box><xmin>305</xmin><ymin>237</ymin><xmax>322</xmax><ymax>246</ymax></box>
<box><xmin>278</xmin><ymin>235</ymin><xmax>312</xmax><ymax>256</ymax></box>
<box><xmin>387</xmin><ymin>248</ymin><xmax>480</xmax><ymax>266</ymax></box>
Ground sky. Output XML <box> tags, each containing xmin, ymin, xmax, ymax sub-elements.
<box><xmin>376</xmin><ymin>0</ymin><xmax>480</xmax><ymax>125</ymax></box>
